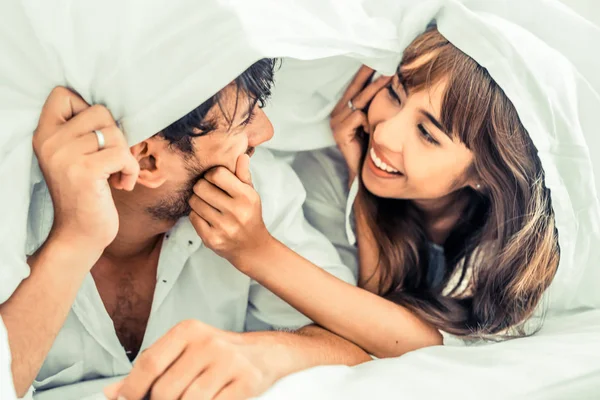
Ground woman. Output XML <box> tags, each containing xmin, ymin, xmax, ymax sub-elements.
<box><xmin>192</xmin><ymin>26</ymin><xmax>560</xmax><ymax>357</ymax></box>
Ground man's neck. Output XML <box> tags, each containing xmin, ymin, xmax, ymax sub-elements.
<box><xmin>103</xmin><ymin>189</ymin><xmax>176</xmax><ymax>261</ymax></box>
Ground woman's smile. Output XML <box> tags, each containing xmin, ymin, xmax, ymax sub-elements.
<box><xmin>366</xmin><ymin>146</ymin><xmax>403</xmax><ymax>179</ymax></box>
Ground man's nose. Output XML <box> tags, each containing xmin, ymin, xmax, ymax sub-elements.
<box><xmin>249</xmin><ymin>107</ymin><xmax>274</xmax><ymax>146</ymax></box>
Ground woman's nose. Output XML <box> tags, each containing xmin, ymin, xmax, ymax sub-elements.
<box><xmin>373</xmin><ymin>118</ymin><xmax>404</xmax><ymax>153</ymax></box>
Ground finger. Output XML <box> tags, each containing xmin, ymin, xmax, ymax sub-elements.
<box><xmin>234</xmin><ymin>154</ymin><xmax>253</xmax><ymax>187</ymax></box>
<box><xmin>84</xmin><ymin>147</ymin><xmax>140</xmax><ymax>191</ymax></box>
<box><xmin>37</xmin><ymin>87</ymin><xmax>90</xmax><ymax>135</ymax></box>
<box><xmin>59</xmin><ymin>125</ymin><xmax>128</xmax><ymax>155</ymax></box>
<box><xmin>181</xmin><ymin>361</ymin><xmax>235</xmax><ymax>400</ymax></box>
<box><xmin>203</xmin><ymin>167</ymin><xmax>247</xmax><ymax>198</ymax></box>
<box><xmin>213</xmin><ymin>380</ymin><xmax>253</xmax><ymax>400</ymax></box>
<box><xmin>150</xmin><ymin>348</ymin><xmax>212</xmax><ymax>400</ymax></box>
<box><xmin>330</xmin><ymin>105</ymin><xmax>360</xmax><ymax>128</ymax></box>
<box><xmin>117</xmin><ymin>150</ymin><xmax>138</xmax><ymax>191</ymax></box>
<box><xmin>108</xmin><ymin>172</ymin><xmax>122</xmax><ymax>191</ymax></box>
<box><xmin>331</xmin><ymin>74</ymin><xmax>391</xmax><ymax>124</ymax></box>
<box><xmin>103</xmin><ymin>380</ymin><xmax>124</xmax><ymax>400</ymax></box>
<box><xmin>332</xmin><ymin>66</ymin><xmax>375</xmax><ymax>113</ymax></box>
<box><xmin>193</xmin><ymin>177</ymin><xmax>234</xmax><ymax>210</ymax></box>
<box><xmin>59</xmin><ymin>104</ymin><xmax>118</xmax><ymax>140</ymax></box>
<box><xmin>190</xmin><ymin>211</ymin><xmax>212</xmax><ymax>237</ymax></box>
<box><xmin>333</xmin><ymin>111</ymin><xmax>370</xmax><ymax>143</ymax></box>
<box><xmin>117</xmin><ymin>330</ymin><xmax>189</xmax><ymax>400</ymax></box>
<box><xmin>84</xmin><ymin>125</ymin><xmax>133</xmax><ymax>190</ymax></box>
<box><xmin>351</xmin><ymin>75</ymin><xmax>393</xmax><ymax>109</ymax></box>
<box><xmin>189</xmin><ymin>195</ymin><xmax>221</xmax><ymax>226</ymax></box>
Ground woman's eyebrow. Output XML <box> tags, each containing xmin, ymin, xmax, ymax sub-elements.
<box><xmin>419</xmin><ymin>109</ymin><xmax>451</xmax><ymax>138</ymax></box>
<box><xmin>397</xmin><ymin>72</ymin><xmax>409</xmax><ymax>94</ymax></box>
<box><xmin>396</xmin><ymin>69</ymin><xmax>450</xmax><ymax>138</ymax></box>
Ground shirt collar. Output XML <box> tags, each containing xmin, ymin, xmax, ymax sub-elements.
<box><xmin>345</xmin><ymin>177</ymin><xmax>359</xmax><ymax>246</ymax></box>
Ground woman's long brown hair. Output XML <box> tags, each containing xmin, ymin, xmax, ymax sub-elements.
<box><xmin>357</xmin><ymin>26</ymin><xmax>560</xmax><ymax>338</ymax></box>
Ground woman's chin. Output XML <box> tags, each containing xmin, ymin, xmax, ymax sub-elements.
<box><xmin>361</xmin><ymin>166</ymin><xmax>406</xmax><ymax>199</ymax></box>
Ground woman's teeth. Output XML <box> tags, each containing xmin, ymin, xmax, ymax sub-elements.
<box><xmin>370</xmin><ymin>148</ymin><xmax>399</xmax><ymax>174</ymax></box>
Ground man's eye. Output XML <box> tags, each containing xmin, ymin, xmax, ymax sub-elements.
<box><xmin>418</xmin><ymin>124</ymin><xmax>439</xmax><ymax>146</ymax></box>
<box><xmin>241</xmin><ymin>111</ymin><xmax>256</xmax><ymax>126</ymax></box>
<box><xmin>387</xmin><ymin>86</ymin><xmax>402</xmax><ymax>105</ymax></box>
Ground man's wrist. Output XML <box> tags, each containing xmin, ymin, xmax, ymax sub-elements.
<box><xmin>41</xmin><ymin>230</ymin><xmax>104</xmax><ymax>272</ymax></box>
<box><xmin>238</xmin><ymin>330</ymin><xmax>299</xmax><ymax>386</ymax></box>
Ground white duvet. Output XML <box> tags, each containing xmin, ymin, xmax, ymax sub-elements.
<box><xmin>0</xmin><ymin>0</ymin><xmax>598</xmax><ymax>399</ymax></box>
<box><xmin>259</xmin><ymin>310</ymin><xmax>600</xmax><ymax>400</ymax></box>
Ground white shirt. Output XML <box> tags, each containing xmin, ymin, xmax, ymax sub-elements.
<box><xmin>18</xmin><ymin>148</ymin><xmax>355</xmax><ymax>395</ymax></box>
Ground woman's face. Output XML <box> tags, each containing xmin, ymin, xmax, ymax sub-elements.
<box><xmin>362</xmin><ymin>72</ymin><xmax>475</xmax><ymax>201</ymax></box>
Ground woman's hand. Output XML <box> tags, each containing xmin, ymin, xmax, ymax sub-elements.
<box><xmin>188</xmin><ymin>154</ymin><xmax>274</xmax><ymax>269</ymax></box>
<box><xmin>330</xmin><ymin>66</ymin><xmax>392</xmax><ymax>180</ymax></box>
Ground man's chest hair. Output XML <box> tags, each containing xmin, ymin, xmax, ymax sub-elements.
<box><xmin>94</xmin><ymin>264</ymin><xmax>156</xmax><ymax>359</ymax></box>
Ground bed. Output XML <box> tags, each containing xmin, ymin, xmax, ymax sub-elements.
<box><xmin>29</xmin><ymin>310</ymin><xmax>600</xmax><ymax>399</ymax></box>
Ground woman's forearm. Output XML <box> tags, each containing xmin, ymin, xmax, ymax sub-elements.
<box><xmin>234</xmin><ymin>237</ymin><xmax>442</xmax><ymax>358</ymax></box>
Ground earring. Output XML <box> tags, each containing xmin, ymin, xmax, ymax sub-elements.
<box><xmin>476</xmin><ymin>184</ymin><xmax>481</xmax><ymax>189</ymax></box>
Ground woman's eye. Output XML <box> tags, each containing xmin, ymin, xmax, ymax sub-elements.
<box><xmin>418</xmin><ymin>124</ymin><xmax>439</xmax><ymax>146</ymax></box>
<box><xmin>386</xmin><ymin>85</ymin><xmax>402</xmax><ymax>105</ymax></box>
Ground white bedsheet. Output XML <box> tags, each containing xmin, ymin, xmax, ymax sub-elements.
<box><xmin>258</xmin><ymin>310</ymin><xmax>600</xmax><ymax>400</ymax></box>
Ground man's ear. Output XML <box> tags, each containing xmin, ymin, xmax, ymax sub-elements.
<box><xmin>130</xmin><ymin>138</ymin><xmax>168</xmax><ymax>189</ymax></box>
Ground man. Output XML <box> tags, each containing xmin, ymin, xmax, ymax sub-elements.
<box><xmin>0</xmin><ymin>317</ymin><xmax>16</xmax><ymax>399</ymax></box>
<box><xmin>0</xmin><ymin>59</ymin><xmax>368</xmax><ymax>400</ymax></box>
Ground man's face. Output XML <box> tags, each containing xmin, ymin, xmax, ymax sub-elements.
<box><xmin>143</xmin><ymin>84</ymin><xmax>274</xmax><ymax>222</ymax></box>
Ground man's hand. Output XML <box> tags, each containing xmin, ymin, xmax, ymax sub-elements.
<box><xmin>188</xmin><ymin>154</ymin><xmax>273</xmax><ymax>266</ymax></box>
<box><xmin>3</xmin><ymin>87</ymin><xmax>141</xmax><ymax>397</ymax></box>
<box><xmin>32</xmin><ymin>87</ymin><xmax>140</xmax><ymax>257</ymax></box>
<box><xmin>103</xmin><ymin>320</ymin><xmax>274</xmax><ymax>400</ymax></box>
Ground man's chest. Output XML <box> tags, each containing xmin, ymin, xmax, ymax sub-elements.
<box><xmin>33</xmin><ymin>222</ymin><xmax>260</xmax><ymax>390</ymax></box>
<box><xmin>92</xmin><ymin>257</ymin><xmax>158</xmax><ymax>361</ymax></box>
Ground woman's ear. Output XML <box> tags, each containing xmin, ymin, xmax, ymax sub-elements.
<box><xmin>468</xmin><ymin>180</ymin><xmax>484</xmax><ymax>192</ymax></box>
<box><xmin>130</xmin><ymin>139</ymin><xmax>168</xmax><ymax>189</ymax></box>
<box><xmin>465</xmin><ymin>164</ymin><xmax>484</xmax><ymax>193</ymax></box>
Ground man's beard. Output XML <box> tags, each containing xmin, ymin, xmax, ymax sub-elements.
<box><xmin>146</xmin><ymin>164</ymin><xmax>204</xmax><ymax>222</ymax></box>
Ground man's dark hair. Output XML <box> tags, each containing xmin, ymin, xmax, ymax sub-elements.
<box><xmin>160</xmin><ymin>58</ymin><xmax>277</xmax><ymax>153</ymax></box>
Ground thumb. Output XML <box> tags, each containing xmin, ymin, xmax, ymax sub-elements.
<box><xmin>235</xmin><ymin>154</ymin><xmax>253</xmax><ymax>187</ymax></box>
<box><xmin>39</xmin><ymin>87</ymin><xmax>90</xmax><ymax>129</ymax></box>
<box><xmin>103</xmin><ymin>379</ymin><xmax>124</xmax><ymax>399</ymax></box>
